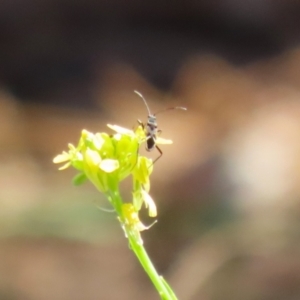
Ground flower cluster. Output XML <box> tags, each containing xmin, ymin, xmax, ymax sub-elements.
<box><xmin>53</xmin><ymin>124</ymin><xmax>172</xmax><ymax>235</ymax></box>
<box><xmin>53</xmin><ymin>122</ymin><xmax>180</xmax><ymax>299</ymax></box>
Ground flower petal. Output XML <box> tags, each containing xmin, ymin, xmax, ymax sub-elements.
<box><xmin>107</xmin><ymin>124</ymin><xmax>133</xmax><ymax>135</ymax></box>
<box><xmin>93</xmin><ymin>133</ymin><xmax>105</xmax><ymax>150</ymax></box>
<box><xmin>99</xmin><ymin>159</ymin><xmax>119</xmax><ymax>173</ymax></box>
<box><xmin>85</xmin><ymin>149</ymin><xmax>101</xmax><ymax>166</ymax></box>
<box><xmin>53</xmin><ymin>152</ymin><xmax>70</xmax><ymax>164</ymax></box>
<box><xmin>141</xmin><ymin>189</ymin><xmax>157</xmax><ymax>217</ymax></box>
<box><xmin>58</xmin><ymin>162</ymin><xmax>71</xmax><ymax>170</ymax></box>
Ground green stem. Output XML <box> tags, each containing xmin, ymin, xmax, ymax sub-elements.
<box><xmin>111</xmin><ymin>191</ymin><xmax>178</xmax><ymax>300</ymax></box>
<box><xmin>128</xmin><ymin>231</ymin><xmax>178</xmax><ymax>300</ymax></box>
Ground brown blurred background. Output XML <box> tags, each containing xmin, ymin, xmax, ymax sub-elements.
<box><xmin>1</xmin><ymin>1</ymin><xmax>300</xmax><ymax>299</ymax></box>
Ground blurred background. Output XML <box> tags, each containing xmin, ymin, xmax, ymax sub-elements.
<box><xmin>1</xmin><ymin>1</ymin><xmax>300</xmax><ymax>299</ymax></box>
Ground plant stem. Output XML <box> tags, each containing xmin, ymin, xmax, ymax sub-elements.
<box><xmin>128</xmin><ymin>231</ymin><xmax>178</xmax><ymax>300</ymax></box>
<box><xmin>111</xmin><ymin>191</ymin><xmax>178</xmax><ymax>300</ymax></box>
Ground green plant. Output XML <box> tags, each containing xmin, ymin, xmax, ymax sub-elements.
<box><xmin>53</xmin><ymin>124</ymin><xmax>178</xmax><ymax>300</ymax></box>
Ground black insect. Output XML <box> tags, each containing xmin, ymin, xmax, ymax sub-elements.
<box><xmin>134</xmin><ymin>90</ymin><xmax>186</xmax><ymax>164</ymax></box>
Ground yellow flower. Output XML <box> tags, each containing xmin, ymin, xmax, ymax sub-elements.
<box><xmin>53</xmin><ymin>125</ymin><xmax>158</xmax><ymax>218</ymax></box>
<box><xmin>122</xmin><ymin>203</ymin><xmax>149</xmax><ymax>232</ymax></box>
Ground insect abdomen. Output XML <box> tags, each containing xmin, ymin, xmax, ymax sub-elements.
<box><xmin>146</xmin><ymin>136</ymin><xmax>156</xmax><ymax>151</ymax></box>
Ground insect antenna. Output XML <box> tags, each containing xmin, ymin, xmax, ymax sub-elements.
<box><xmin>154</xmin><ymin>106</ymin><xmax>187</xmax><ymax>115</ymax></box>
<box><xmin>134</xmin><ymin>90</ymin><xmax>152</xmax><ymax>115</ymax></box>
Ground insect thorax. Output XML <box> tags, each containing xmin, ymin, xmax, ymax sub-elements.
<box><xmin>147</xmin><ymin>115</ymin><xmax>156</xmax><ymax>125</ymax></box>
<box><xmin>147</xmin><ymin>124</ymin><xmax>157</xmax><ymax>136</ymax></box>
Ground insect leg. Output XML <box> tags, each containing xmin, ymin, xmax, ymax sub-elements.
<box><xmin>137</xmin><ymin>119</ymin><xmax>144</xmax><ymax>129</ymax></box>
<box><xmin>152</xmin><ymin>145</ymin><xmax>163</xmax><ymax>164</ymax></box>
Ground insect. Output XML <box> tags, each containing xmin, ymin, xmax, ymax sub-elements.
<box><xmin>134</xmin><ymin>90</ymin><xmax>186</xmax><ymax>164</ymax></box>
